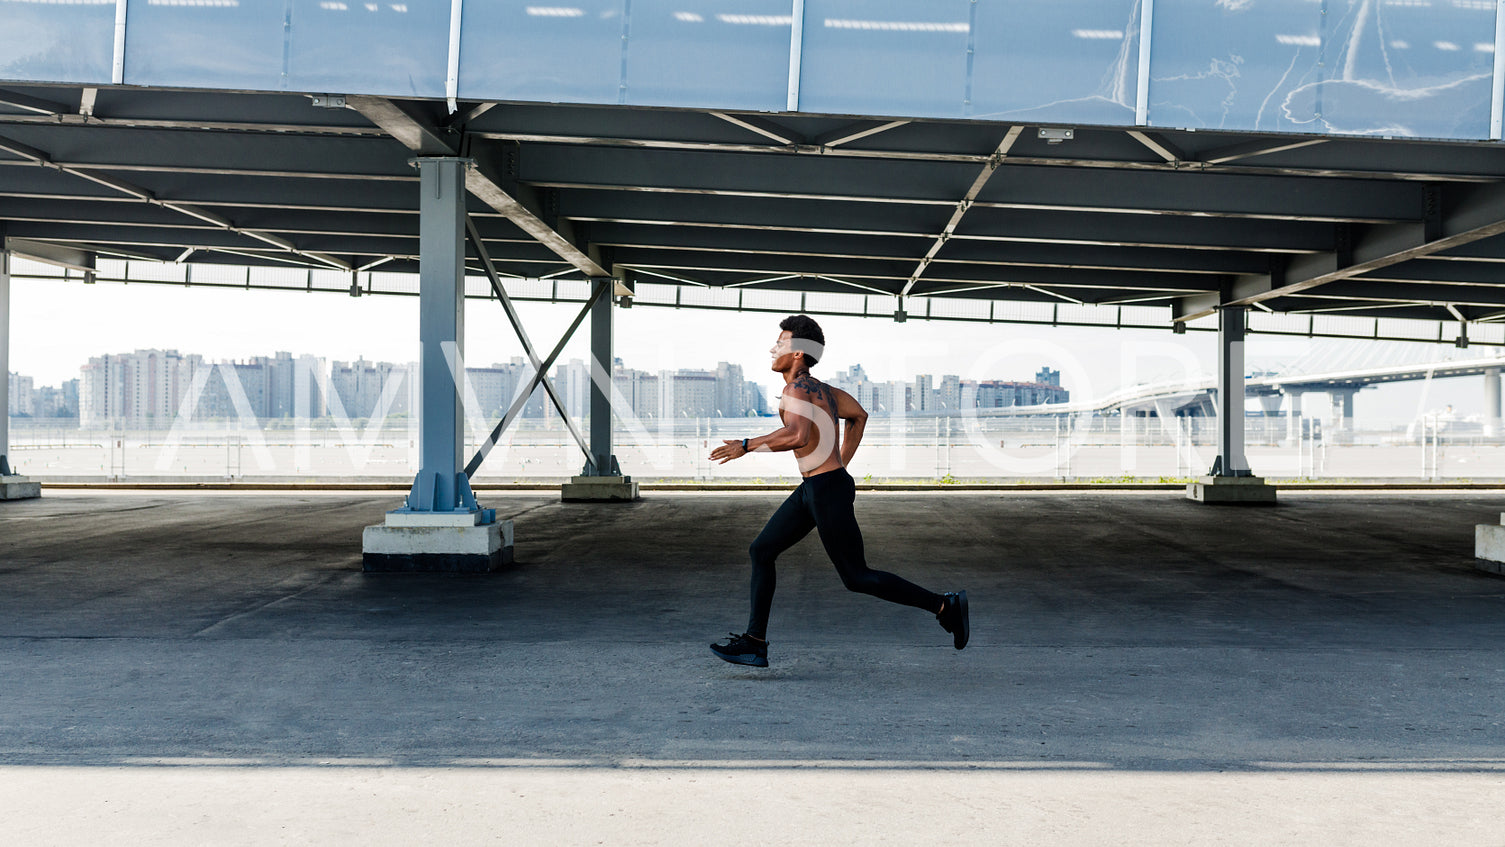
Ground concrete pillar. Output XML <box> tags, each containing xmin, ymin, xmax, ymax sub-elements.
<box><xmin>1330</xmin><ymin>388</ymin><xmax>1357</xmax><ymax>433</ymax></box>
<box><xmin>1189</xmin><ymin>306</ymin><xmax>1274</xmax><ymax>503</ymax></box>
<box><xmin>563</xmin><ymin>278</ymin><xmax>638</xmax><ymax>501</ymax></box>
<box><xmin>1486</xmin><ymin>368</ymin><xmax>1501</xmax><ymax>438</ymax></box>
<box><xmin>1284</xmin><ymin>389</ymin><xmax>1304</xmax><ymax>442</ymax></box>
<box><xmin>363</xmin><ymin>157</ymin><xmax>511</xmax><ymax>571</ymax></box>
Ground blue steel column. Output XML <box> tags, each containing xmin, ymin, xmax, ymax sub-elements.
<box><xmin>1213</xmin><ymin>306</ymin><xmax>1252</xmax><ymax>476</ymax></box>
<box><xmin>405</xmin><ymin>157</ymin><xmax>479</xmax><ymax>513</ymax></box>
<box><xmin>0</xmin><ymin>250</ymin><xmax>10</xmax><ymax>477</ymax></box>
<box><xmin>587</xmin><ymin>278</ymin><xmax>618</xmax><ymax>476</ymax></box>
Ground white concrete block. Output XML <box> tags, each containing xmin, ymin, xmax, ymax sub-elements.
<box><xmin>1475</xmin><ymin>524</ymin><xmax>1505</xmax><ymax>573</ymax></box>
<box><xmin>561</xmin><ymin>475</ymin><xmax>640</xmax><ymax>502</ymax></box>
<box><xmin>362</xmin><ymin>518</ymin><xmax>514</xmax><ymax>572</ymax></box>
<box><xmin>1186</xmin><ymin>476</ymin><xmax>1277</xmax><ymax>504</ymax></box>
<box><xmin>0</xmin><ymin>475</ymin><xmax>40</xmax><ymax>501</ymax></box>
<box><xmin>565</xmin><ymin>474</ymin><xmax>634</xmax><ymax>486</ymax></box>
<box><xmin>384</xmin><ymin>510</ymin><xmax>484</xmax><ymax>528</ymax></box>
<box><xmin>363</xmin><ymin>520</ymin><xmax>507</xmax><ymax>556</ymax></box>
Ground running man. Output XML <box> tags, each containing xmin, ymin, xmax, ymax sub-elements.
<box><xmin>707</xmin><ymin>315</ymin><xmax>969</xmax><ymax>667</ymax></box>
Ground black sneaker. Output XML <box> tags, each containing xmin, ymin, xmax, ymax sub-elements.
<box><xmin>710</xmin><ymin>632</ymin><xmax>768</xmax><ymax>667</ymax></box>
<box><xmin>937</xmin><ymin>591</ymin><xmax>969</xmax><ymax>650</ymax></box>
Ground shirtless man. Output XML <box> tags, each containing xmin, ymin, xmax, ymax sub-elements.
<box><xmin>707</xmin><ymin>315</ymin><xmax>969</xmax><ymax>668</ymax></box>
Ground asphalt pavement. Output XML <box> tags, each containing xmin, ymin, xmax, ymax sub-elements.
<box><xmin>3</xmin><ymin>489</ymin><xmax>1504</xmax><ymax>845</ymax></box>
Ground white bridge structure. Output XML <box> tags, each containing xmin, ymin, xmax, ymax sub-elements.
<box><xmin>966</xmin><ymin>340</ymin><xmax>1505</xmax><ymax>441</ymax></box>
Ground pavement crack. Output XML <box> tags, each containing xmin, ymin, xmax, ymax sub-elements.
<box><xmin>191</xmin><ymin>572</ymin><xmax>343</xmax><ymax>637</ymax></box>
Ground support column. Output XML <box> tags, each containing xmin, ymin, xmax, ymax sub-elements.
<box><xmin>1485</xmin><ymin>368</ymin><xmax>1501</xmax><ymax>438</ymax></box>
<box><xmin>0</xmin><ymin>250</ymin><xmax>40</xmax><ymax>501</ymax></box>
<box><xmin>406</xmin><ymin>157</ymin><xmax>476</xmax><ymax>515</ymax></box>
<box><xmin>363</xmin><ymin>157</ymin><xmax>511</xmax><ymax>571</ymax></box>
<box><xmin>1189</xmin><ymin>306</ymin><xmax>1275</xmax><ymax>503</ymax></box>
<box><xmin>562</xmin><ymin>278</ymin><xmax>638</xmax><ymax>501</ymax></box>
<box><xmin>588</xmin><ymin>278</ymin><xmax>616</xmax><ymax>477</ymax></box>
<box><xmin>1330</xmin><ymin>387</ymin><xmax>1358</xmax><ymax>442</ymax></box>
<box><xmin>0</xmin><ymin>250</ymin><xmax>8</xmax><ymax>477</ymax></box>
<box><xmin>1284</xmin><ymin>389</ymin><xmax>1304</xmax><ymax>443</ymax></box>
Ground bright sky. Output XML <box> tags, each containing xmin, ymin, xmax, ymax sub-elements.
<box><xmin>6</xmin><ymin>273</ymin><xmax>1490</xmax><ymax>426</ymax></box>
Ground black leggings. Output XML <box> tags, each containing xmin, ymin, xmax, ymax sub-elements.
<box><xmin>746</xmin><ymin>467</ymin><xmax>943</xmax><ymax>639</ymax></box>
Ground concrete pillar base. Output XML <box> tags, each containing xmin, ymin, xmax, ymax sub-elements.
<box><xmin>362</xmin><ymin>509</ymin><xmax>514</xmax><ymax>573</ymax></box>
<box><xmin>0</xmin><ymin>474</ymin><xmax>40</xmax><ymax>500</ymax></box>
<box><xmin>561</xmin><ymin>475</ymin><xmax>640</xmax><ymax>502</ymax></box>
<box><xmin>1474</xmin><ymin>514</ymin><xmax>1505</xmax><ymax>575</ymax></box>
<box><xmin>1186</xmin><ymin>475</ymin><xmax>1277</xmax><ymax>505</ymax></box>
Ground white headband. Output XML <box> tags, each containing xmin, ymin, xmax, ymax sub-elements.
<box><xmin>789</xmin><ymin>337</ymin><xmax>825</xmax><ymax>361</ymax></box>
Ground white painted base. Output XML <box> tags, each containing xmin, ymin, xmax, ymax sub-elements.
<box><xmin>1474</xmin><ymin>514</ymin><xmax>1505</xmax><ymax>575</ymax></box>
<box><xmin>363</xmin><ymin>515</ymin><xmax>514</xmax><ymax>572</ymax></box>
<box><xmin>383</xmin><ymin>510</ymin><xmax>488</xmax><ymax>527</ymax></box>
<box><xmin>561</xmin><ymin>474</ymin><xmax>640</xmax><ymax>502</ymax></box>
<box><xmin>0</xmin><ymin>475</ymin><xmax>40</xmax><ymax>501</ymax></box>
<box><xmin>1186</xmin><ymin>475</ymin><xmax>1277</xmax><ymax>504</ymax></box>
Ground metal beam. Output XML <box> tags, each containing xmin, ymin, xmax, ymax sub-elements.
<box><xmin>1354</xmin><ymin>259</ymin><xmax>1505</xmax><ymax>286</ymax></box>
<box><xmin>1195</xmin><ymin>138</ymin><xmax>1328</xmax><ymax>165</ymax></box>
<box><xmin>344</xmin><ymin>95</ymin><xmax>456</xmax><ymax>156</ymax></box>
<box><xmin>1127</xmin><ymin>130</ymin><xmax>1185</xmax><ymax>164</ymax></box>
<box><xmin>559</xmin><ymin>189</ymin><xmax>1335</xmax><ymax>252</ymax></box>
<box><xmin>1270</xmin><ymin>280</ymin><xmax>1505</xmax><ymax>309</ymax></box>
<box><xmin>461</xmin><ymin>126</ymin><xmax>1505</xmax><ymax>181</ymax></box>
<box><xmin>1226</xmin><ymin>183</ymin><xmax>1505</xmax><ymax>309</ymax></box>
<box><xmin>520</xmin><ymin>144</ymin><xmax>1426</xmax><ymax>222</ymax></box>
<box><xmin>0</xmin><ymin>132</ymin><xmax>352</xmax><ymax>269</ymax></box>
<box><xmin>814</xmin><ymin>120</ymin><xmax>911</xmax><ymax>148</ymax></box>
<box><xmin>709</xmin><ymin>112</ymin><xmax>802</xmax><ymax>145</ymax></box>
<box><xmin>0</xmin><ymin>124</ymin><xmax>417</xmax><ymax>180</ymax></box>
<box><xmin>0</xmin><ymin>167</ymin><xmax>432</xmax><ymax>214</ymax></box>
<box><xmin>596</xmin><ymin>227</ymin><xmax>1263</xmax><ymax>282</ymax></box>
<box><xmin>612</xmin><ymin>247</ymin><xmax>1225</xmax><ymax>292</ymax></box>
<box><xmin>902</xmin><ymin>126</ymin><xmax>1022</xmax><ymax>297</ymax></box>
<box><xmin>346</xmin><ymin>96</ymin><xmax>609</xmax><ymax>277</ymax></box>
<box><xmin>0</xmin><ymin>89</ymin><xmax>69</xmax><ymax>116</ymax></box>
<box><xmin>4</xmin><ymin>237</ymin><xmax>95</xmax><ymax>274</ymax></box>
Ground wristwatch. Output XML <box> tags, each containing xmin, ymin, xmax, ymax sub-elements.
<box><xmin>742</xmin><ymin>438</ymin><xmax>749</xmax><ymax>452</ymax></box>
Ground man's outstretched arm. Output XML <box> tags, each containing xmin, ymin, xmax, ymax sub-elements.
<box><xmin>709</xmin><ymin>384</ymin><xmax>815</xmax><ymax>463</ymax></box>
<box><xmin>835</xmin><ymin>388</ymin><xmax>868</xmax><ymax>468</ymax></box>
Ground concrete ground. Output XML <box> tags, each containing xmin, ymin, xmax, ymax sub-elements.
<box><xmin>3</xmin><ymin>489</ymin><xmax>1505</xmax><ymax>845</ymax></box>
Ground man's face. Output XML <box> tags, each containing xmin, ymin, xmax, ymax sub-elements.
<box><xmin>770</xmin><ymin>330</ymin><xmax>797</xmax><ymax>372</ymax></box>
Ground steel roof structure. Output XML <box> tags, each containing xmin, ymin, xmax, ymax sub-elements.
<box><xmin>3</xmin><ymin>0</ymin><xmax>1505</xmax><ymax>332</ymax></box>
<box><xmin>3</xmin><ymin>83</ymin><xmax>1505</xmax><ymax>332</ymax></box>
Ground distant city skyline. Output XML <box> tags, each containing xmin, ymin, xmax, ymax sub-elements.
<box><xmin>8</xmin><ymin>346</ymin><xmax>1070</xmax><ymax>425</ymax></box>
<box><xmin>8</xmin><ymin>275</ymin><xmax>1496</xmax><ymax>426</ymax></box>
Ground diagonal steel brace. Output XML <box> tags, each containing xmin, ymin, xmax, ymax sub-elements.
<box><xmin>463</xmin><ymin>216</ymin><xmax>603</xmax><ymax>477</ymax></box>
